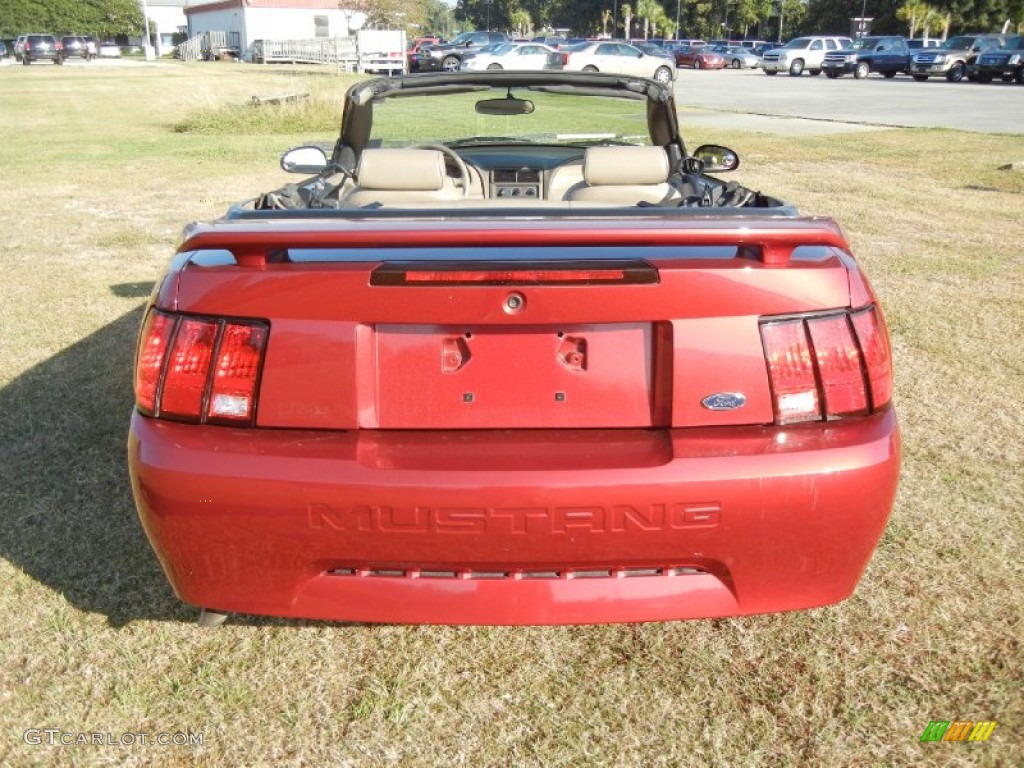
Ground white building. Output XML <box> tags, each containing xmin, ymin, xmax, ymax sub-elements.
<box><xmin>184</xmin><ymin>0</ymin><xmax>359</xmax><ymax>61</ymax></box>
<box><xmin>138</xmin><ymin>0</ymin><xmax>192</xmax><ymax>56</ymax></box>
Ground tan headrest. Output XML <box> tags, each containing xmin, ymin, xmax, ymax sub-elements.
<box><xmin>583</xmin><ymin>146</ymin><xmax>671</xmax><ymax>186</ymax></box>
<box><xmin>356</xmin><ymin>149</ymin><xmax>447</xmax><ymax>191</ymax></box>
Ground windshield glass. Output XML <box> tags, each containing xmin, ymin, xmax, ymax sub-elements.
<box><xmin>783</xmin><ymin>38</ymin><xmax>811</xmax><ymax>49</ymax></box>
<box><xmin>941</xmin><ymin>37</ymin><xmax>974</xmax><ymax>50</ymax></box>
<box><xmin>367</xmin><ymin>86</ymin><xmax>652</xmax><ymax>148</ymax></box>
<box><xmin>448</xmin><ymin>32</ymin><xmax>474</xmax><ymax>46</ymax></box>
<box><xmin>1002</xmin><ymin>36</ymin><xmax>1024</xmax><ymax>48</ymax></box>
<box><xmin>851</xmin><ymin>38</ymin><xmax>881</xmax><ymax>50</ymax></box>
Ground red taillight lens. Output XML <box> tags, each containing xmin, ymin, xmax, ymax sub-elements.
<box><xmin>135</xmin><ymin>311</ymin><xmax>174</xmax><ymax>414</ymax></box>
<box><xmin>807</xmin><ymin>314</ymin><xmax>868</xmax><ymax>418</ymax></box>
<box><xmin>851</xmin><ymin>307</ymin><xmax>893</xmax><ymax>410</ymax></box>
<box><xmin>206</xmin><ymin>323</ymin><xmax>268</xmax><ymax>422</ymax></box>
<box><xmin>161</xmin><ymin>318</ymin><xmax>218</xmax><ymax>418</ymax></box>
<box><xmin>133</xmin><ymin>311</ymin><xmax>268</xmax><ymax>426</ymax></box>
<box><xmin>761</xmin><ymin>306</ymin><xmax>893</xmax><ymax>425</ymax></box>
<box><xmin>760</xmin><ymin>320</ymin><xmax>820</xmax><ymax>424</ymax></box>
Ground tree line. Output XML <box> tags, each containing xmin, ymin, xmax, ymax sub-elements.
<box><xmin>0</xmin><ymin>0</ymin><xmax>143</xmax><ymax>39</ymax></box>
<box><xmin>1</xmin><ymin>0</ymin><xmax>1019</xmax><ymax>44</ymax></box>
<box><xmin>454</xmin><ymin>0</ymin><xmax>1024</xmax><ymax>41</ymax></box>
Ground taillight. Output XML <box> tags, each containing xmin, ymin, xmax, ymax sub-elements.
<box><xmin>562</xmin><ymin>53</ymin><xmax>570</xmax><ymax>65</ymax></box>
<box><xmin>761</xmin><ymin>306</ymin><xmax>892</xmax><ymax>425</ymax></box>
<box><xmin>850</xmin><ymin>307</ymin><xmax>893</xmax><ymax>410</ymax></box>
<box><xmin>161</xmin><ymin>318</ymin><xmax>218</xmax><ymax>418</ymax></box>
<box><xmin>760</xmin><ymin>320</ymin><xmax>820</xmax><ymax>423</ymax></box>
<box><xmin>207</xmin><ymin>323</ymin><xmax>267</xmax><ymax>422</ymax></box>
<box><xmin>807</xmin><ymin>314</ymin><xmax>868</xmax><ymax>418</ymax></box>
<box><xmin>133</xmin><ymin>310</ymin><xmax>268</xmax><ymax>426</ymax></box>
<box><xmin>135</xmin><ymin>311</ymin><xmax>174</xmax><ymax>414</ymax></box>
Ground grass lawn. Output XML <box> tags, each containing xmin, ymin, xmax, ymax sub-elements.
<box><xmin>0</xmin><ymin>61</ymin><xmax>1021</xmax><ymax>766</ymax></box>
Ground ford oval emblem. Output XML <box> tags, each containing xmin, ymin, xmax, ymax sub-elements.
<box><xmin>701</xmin><ymin>392</ymin><xmax>747</xmax><ymax>411</ymax></box>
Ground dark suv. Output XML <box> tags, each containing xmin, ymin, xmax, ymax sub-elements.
<box><xmin>970</xmin><ymin>36</ymin><xmax>1024</xmax><ymax>83</ymax></box>
<box><xmin>19</xmin><ymin>34</ymin><xmax>63</xmax><ymax>65</ymax></box>
<box><xmin>411</xmin><ymin>31</ymin><xmax>510</xmax><ymax>72</ymax></box>
<box><xmin>61</xmin><ymin>36</ymin><xmax>93</xmax><ymax>61</ymax></box>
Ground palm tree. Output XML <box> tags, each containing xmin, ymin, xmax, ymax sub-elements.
<box><xmin>602</xmin><ymin>9</ymin><xmax>613</xmax><ymax>37</ymax></box>
<box><xmin>621</xmin><ymin>4</ymin><xmax>633</xmax><ymax>38</ymax></box>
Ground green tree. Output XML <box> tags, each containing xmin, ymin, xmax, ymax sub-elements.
<box><xmin>0</xmin><ymin>0</ymin><xmax>144</xmax><ymax>38</ymax></box>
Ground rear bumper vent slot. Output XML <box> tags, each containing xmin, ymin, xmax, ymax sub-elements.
<box><xmin>328</xmin><ymin>566</ymin><xmax>705</xmax><ymax>580</ymax></box>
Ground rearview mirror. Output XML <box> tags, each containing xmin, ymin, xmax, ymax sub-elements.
<box><xmin>281</xmin><ymin>145</ymin><xmax>328</xmax><ymax>174</ymax></box>
<box><xmin>475</xmin><ymin>97</ymin><xmax>535</xmax><ymax>116</ymax></box>
<box><xmin>692</xmin><ymin>144</ymin><xmax>740</xmax><ymax>173</ymax></box>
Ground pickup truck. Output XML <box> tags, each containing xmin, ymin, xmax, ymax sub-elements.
<box><xmin>128</xmin><ymin>72</ymin><xmax>900</xmax><ymax>626</ymax></box>
<box><xmin>823</xmin><ymin>35</ymin><xmax>911</xmax><ymax>79</ymax></box>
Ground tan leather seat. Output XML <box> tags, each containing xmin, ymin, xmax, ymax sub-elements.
<box><xmin>564</xmin><ymin>146</ymin><xmax>681</xmax><ymax>205</ymax></box>
<box><xmin>343</xmin><ymin>148</ymin><xmax>463</xmax><ymax>206</ymax></box>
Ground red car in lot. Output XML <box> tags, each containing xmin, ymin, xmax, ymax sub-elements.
<box><xmin>129</xmin><ymin>72</ymin><xmax>899</xmax><ymax>626</ymax></box>
<box><xmin>673</xmin><ymin>44</ymin><xmax>727</xmax><ymax>69</ymax></box>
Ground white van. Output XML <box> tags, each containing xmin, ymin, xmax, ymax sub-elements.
<box><xmin>761</xmin><ymin>36</ymin><xmax>853</xmax><ymax>76</ymax></box>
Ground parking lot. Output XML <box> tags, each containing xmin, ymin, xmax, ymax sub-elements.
<box><xmin>3</xmin><ymin>55</ymin><xmax>1022</xmax><ymax>135</ymax></box>
<box><xmin>673</xmin><ymin>67</ymin><xmax>1024</xmax><ymax>134</ymax></box>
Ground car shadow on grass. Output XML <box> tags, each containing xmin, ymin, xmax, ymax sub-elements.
<box><xmin>0</xmin><ymin>293</ymin><xmax>197</xmax><ymax>627</ymax></box>
<box><xmin>0</xmin><ymin>290</ymin><xmax>363</xmax><ymax>629</ymax></box>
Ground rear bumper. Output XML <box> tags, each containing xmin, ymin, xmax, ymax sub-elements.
<box><xmin>128</xmin><ymin>409</ymin><xmax>900</xmax><ymax>624</ymax></box>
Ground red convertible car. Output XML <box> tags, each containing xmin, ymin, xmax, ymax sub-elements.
<box><xmin>673</xmin><ymin>44</ymin><xmax>727</xmax><ymax>69</ymax></box>
<box><xmin>129</xmin><ymin>72</ymin><xmax>899</xmax><ymax>626</ymax></box>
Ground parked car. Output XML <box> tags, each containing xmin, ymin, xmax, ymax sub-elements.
<box><xmin>712</xmin><ymin>44</ymin><xmax>762</xmax><ymax>69</ymax></box>
<box><xmin>411</xmin><ymin>31</ymin><xmax>510</xmax><ymax>72</ymax></box>
<box><xmin>673</xmin><ymin>44</ymin><xmax>726</xmax><ymax>70</ymax></box>
<box><xmin>906</xmin><ymin>39</ymin><xmax>940</xmax><ymax>51</ymax></box>
<box><xmin>970</xmin><ymin>35</ymin><xmax>1024</xmax><ymax>83</ymax></box>
<box><xmin>460</xmin><ymin>42</ymin><xmax>558</xmax><ymax>71</ymax></box>
<box><xmin>129</xmin><ymin>70</ymin><xmax>899</xmax><ymax>627</ymax></box>
<box><xmin>408</xmin><ymin>36</ymin><xmax>443</xmax><ymax>52</ymax></box>
<box><xmin>18</xmin><ymin>34</ymin><xmax>63</xmax><ymax>65</ymax></box>
<box><xmin>98</xmin><ymin>41</ymin><xmax>122</xmax><ymax>58</ymax></box>
<box><xmin>761</xmin><ymin>36</ymin><xmax>853</xmax><ymax>76</ymax></box>
<box><xmin>910</xmin><ymin>34</ymin><xmax>1006</xmax><ymax>82</ymax></box>
<box><xmin>531</xmin><ymin>35</ymin><xmax>567</xmax><ymax>48</ymax></box>
<box><xmin>631</xmin><ymin>42</ymin><xmax>675</xmax><ymax>62</ymax></box>
<box><xmin>0</xmin><ymin>41</ymin><xmax>8</xmax><ymax>59</ymax></box>
<box><xmin>61</xmin><ymin>36</ymin><xmax>94</xmax><ymax>61</ymax></box>
<box><xmin>822</xmin><ymin>36</ymin><xmax>911</xmax><ymax>79</ymax></box>
<box><xmin>552</xmin><ymin>41</ymin><xmax>676</xmax><ymax>83</ymax></box>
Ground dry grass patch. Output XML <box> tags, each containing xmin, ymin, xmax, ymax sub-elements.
<box><xmin>0</xmin><ymin>63</ymin><xmax>1021</xmax><ymax>767</ymax></box>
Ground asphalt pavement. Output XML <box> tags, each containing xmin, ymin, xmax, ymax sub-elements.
<box><xmin>672</xmin><ymin>67</ymin><xmax>1024</xmax><ymax>135</ymax></box>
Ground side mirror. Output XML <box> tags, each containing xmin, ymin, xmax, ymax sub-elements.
<box><xmin>692</xmin><ymin>144</ymin><xmax>740</xmax><ymax>173</ymax></box>
<box><xmin>281</xmin><ymin>145</ymin><xmax>327</xmax><ymax>174</ymax></box>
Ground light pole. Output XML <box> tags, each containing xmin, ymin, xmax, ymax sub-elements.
<box><xmin>675</xmin><ymin>0</ymin><xmax>681</xmax><ymax>39</ymax></box>
<box><xmin>140</xmin><ymin>0</ymin><xmax>155</xmax><ymax>59</ymax></box>
<box><xmin>613</xmin><ymin>0</ymin><xmax>618</xmax><ymax>38</ymax></box>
